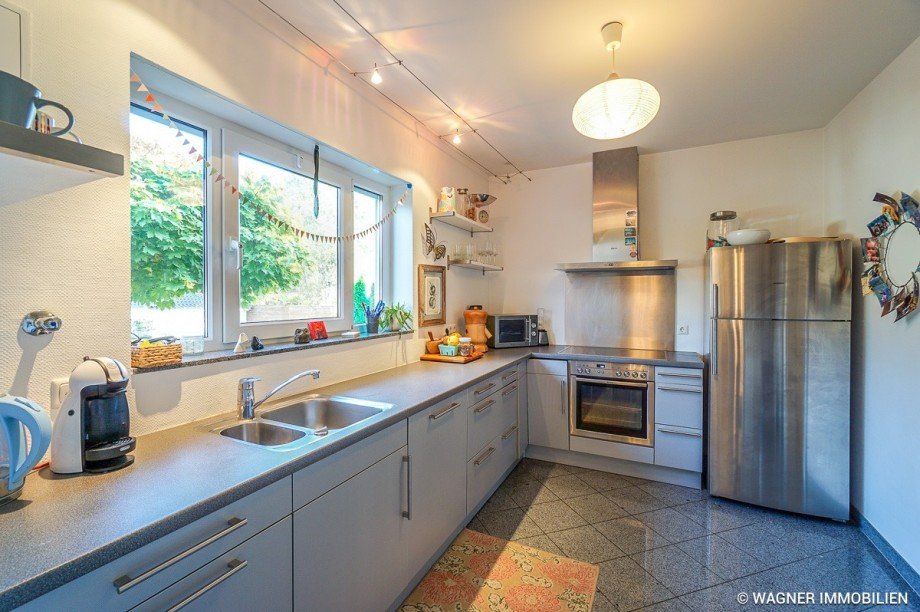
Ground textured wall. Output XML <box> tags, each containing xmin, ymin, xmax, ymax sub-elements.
<box><xmin>0</xmin><ymin>0</ymin><xmax>491</xmax><ymax>435</ymax></box>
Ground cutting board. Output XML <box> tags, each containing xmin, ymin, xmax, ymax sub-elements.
<box><xmin>420</xmin><ymin>351</ymin><xmax>484</xmax><ymax>364</ymax></box>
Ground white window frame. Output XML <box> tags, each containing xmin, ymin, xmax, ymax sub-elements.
<box><xmin>352</xmin><ymin>182</ymin><xmax>393</xmax><ymax>313</ymax></box>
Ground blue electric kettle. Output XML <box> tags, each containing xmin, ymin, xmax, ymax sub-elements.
<box><xmin>0</xmin><ymin>395</ymin><xmax>52</xmax><ymax>506</ymax></box>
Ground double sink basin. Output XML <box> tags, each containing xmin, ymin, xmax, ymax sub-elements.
<box><xmin>219</xmin><ymin>395</ymin><xmax>394</xmax><ymax>449</ymax></box>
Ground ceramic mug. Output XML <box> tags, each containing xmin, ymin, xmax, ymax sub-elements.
<box><xmin>0</xmin><ymin>70</ymin><xmax>74</xmax><ymax>136</ymax></box>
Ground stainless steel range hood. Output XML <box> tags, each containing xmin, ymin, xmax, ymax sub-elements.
<box><xmin>557</xmin><ymin>146</ymin><xmax>677</xmax><ymax>273</ymax></box>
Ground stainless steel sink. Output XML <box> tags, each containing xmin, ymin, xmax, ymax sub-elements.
<box><xmin>219</xmin><ymin>421</ymin><xmax>307</xmax><ymax>446</ymax></box>
<box><xmin>260</xmin><ymin>395</ymin><xmax>391</xmax><ymax>432</ymax></box>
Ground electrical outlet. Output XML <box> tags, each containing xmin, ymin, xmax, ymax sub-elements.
<box><xmin>678</xmin><ymin>324</ymin><xmax>690</xmax><ymax>335</ymax></box>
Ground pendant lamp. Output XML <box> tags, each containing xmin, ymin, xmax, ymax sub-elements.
<box><xmin>572</xmin><ymin>22</ymin><xmax>660</xmax><ymax>140</ymax></box>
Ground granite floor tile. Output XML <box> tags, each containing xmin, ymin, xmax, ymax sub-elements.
<box><xmin>477</xmin><ymin>507</ymin><xmax>544</xmax><ymax>541</ymax></box>
<box><xmin>634</xmin><ymin>508</ymin><xmax>711</xmax><ymax>543</ymax></box>
<box><xmin>677</xmin><ymin>578</ymin><xmax>756</xmax><ymax>612</ymax></box>
<box><xmin>596</xmin><ymin>556</ymin><xmax>675</xmax><ymax>612</ymax></box>
<box><xmin>603</xmin><ymin>486</ymin><xmax>670</xmax><ymax>515</ymax></box>
<box><xmin>591</xmin><ymin>591</ymin><xmax>617</xmax><ymax>611</ymax></box>
<box><xmin>513</xmin><ymin>533</ymin><xmax>564</xmax><ymax>556</ymax></box>
<box><xmin>673</xmin><ymin>498</ymin><xmax>761</xmax><ymax>533</ymax></box>
<box><xmin>565</xmin><ymin>492</ymin><xmax>629</xmax><ymax>524</ymax></box>
<box><xmin>478</xmin><ymin>488</ymin><xmax>517</xmax><ymax>515</ymax></box>
<box><xmin>466</xmin><ymin>515</ymin><xmax>487</xmax><ymax>534</ymax></box>
<box><xmin>542</xmin><ymin>473</ymin><xmax>599</xmax><ymax>499</ymax></box>
<box><xmin>638</xmin><ymin>482</ymin><xmax>708</xmax><ymax>506</ymax></box>
<box><xmin>577</xmin><ymin>469</ymin><xmax>636</xmax><ymax>492</ymax></box>
<box><xmin>546</xmin><ymin>525</ymin><xmax>624</xmax><ymax>564</ymax></box>
<box><xmin>717</xmin><ymin>523</ymin><xmax>818</xmax><ymax>567</ymax></box>
<box><xmin>525</xmin><ymin>499</ymin><xmax>588</xmax><ymax>533</ymax></box>
<box><xmin>634</xmin><ymin>598</ymin><xmax>691</xmax><ymax>611</ymax></box>
<box><xmin>630</xmin><ymin>545</ymin><xmax>724</xmax><ymax>596</ymax></box>
<box><xmin>518</xmin><ymin>458</ymin><xmax>571</xmax><ymax>480</ymax></box>
<box><xmin>595</xmin><ymin>517</ymin><xmax>671</xmax><ymax>555</ymax></box>
<box><xmin>506</xmin><ymin>479</ymin><xmax>561</xmax><ymax>507</ymax></box>
<box><xmin>675</xmin><ymin>535</ymin><xmax>766</xmax><ymax>581</ymax></box>
<box><xmin>559</xmin><ymin>463</ymin><xmax>592</xmax><ymax>474</ymax></box>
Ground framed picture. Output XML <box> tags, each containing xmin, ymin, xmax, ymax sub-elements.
<box><xmin>307</xmin><ymin>320</ymin><xmax>328</xmax><ymax>340</ymax></box>
<box><xmin>418</xmin><ymin>264</ymin><xmax>446</xmax><ymax>327</ymax></box>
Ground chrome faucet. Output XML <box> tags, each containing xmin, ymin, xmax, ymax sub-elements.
<box><xmin>238</xmin><ymin>369</ymin><xmax>321</xmax><ymax>420</ymax></box>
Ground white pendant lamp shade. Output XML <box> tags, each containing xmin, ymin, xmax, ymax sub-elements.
<box><xmin>572</xmin><ymin>75</ymin><xmax>660</xmax><ymax>139</ymax></box>
<box><xmin>572</xmin><ymin>22</ymin><xmax>660</xmax><ymax>140</ymax></box>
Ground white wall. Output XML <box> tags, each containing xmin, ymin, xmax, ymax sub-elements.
<box><xmin>490</xmin><ymin>129</ymin><xmax>826</xmax><ymax>352</ymax></box>
<box><xmin>0</xmin><ymin>0</ymin><xmax>490</xmax><ymax>435</ymax></box>
<box><xmin>823</xmin><ymin>36</ymin><xmax>920</xmax><ymax>574</ymax></box>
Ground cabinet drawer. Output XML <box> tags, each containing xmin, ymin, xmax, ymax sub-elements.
<box><xmin>656</xmin><ymin>367</ymin><xmax>704</xmax><ymax>387</ymax></box>
<box><xmin>655</xmin><ymin>384</ymin><xmax>703</xmax><ymax>429</ymax></box>
<box><xmin>21</xmin><ymin>477</ymin><xmax>292</xmax><ymax>611</ymax></box>
<box><xmin>528</xmin><ymin>358</ymin><xmax>567</xmax><ymax>376</ymax></box>
<box><xmin>293</xmin><ymin>420</ymin><xmax>407</xmax><ymax>510</ymax></box>
<box><xmin>467</xmin><ymin>423</ymin><xmax>519</xmax><ymax>514</ymax></box>
<box><xmin>654</xmin><ymin>425</ymin><xmax>703</xmax><ymax>472</ymax></box>
<box><xmin>468</xmin><ymin>385</ymin><xmax>516</xmax><ymax>460</ymax></box>
<box><xmin>498</xmin><ymin>367</ymin><xmax>519</xmax><ymax>388</ymax></box>
<box><xmin>131</xmin><ymin>516</ymin><xmax>293</xmax><ymax>612</ymax></box>
<box><xmin>469</xmin><ymin>371</ymin><xmax>503</xmax><ymax>403</ymax></box>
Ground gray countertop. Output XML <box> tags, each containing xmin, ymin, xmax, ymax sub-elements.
<box><xmin>0</xmin><ymin>345</ymin><xmax>700</xmax><ymax>608</ymax></box>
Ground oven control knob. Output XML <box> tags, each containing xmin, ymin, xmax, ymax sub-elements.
<box><xmin>640</xmin><ymin>372</ymin><xmax>647</xmax><ymax>379</ymax></box>
<box><xmin>615</xmin><ymin>370</ymin><xmax>622</xmax><ymax>377</ymax></box>
<box><xmin>633</xmin><ymin>371</ymin><xmax>639</xmax><ymax>378</ymax></box>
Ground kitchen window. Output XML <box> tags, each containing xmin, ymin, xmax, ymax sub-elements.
<box><xmin>130</xmin><ymin>98</ymin><xmax>394</xmax><ymax>349</ymax></box>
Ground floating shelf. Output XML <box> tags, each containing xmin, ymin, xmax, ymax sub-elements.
<box><xmin>555</xmin><ymin>260</ymin><xmax>678</xmax><ymax>273</ymax></box>
<box><xmin>447</xmin><ymin>258</ymin><xmax>503</xmax><ymax>275</ymax></box>
<box><xmin>0</xmin><ymin>121</ymin><xmax>124</xmax><ymax>206</ymax></box>
<box><xmin>429</xmin><ymin>210</ymin><xmax>493</xmax><ymax>235</ymax></box>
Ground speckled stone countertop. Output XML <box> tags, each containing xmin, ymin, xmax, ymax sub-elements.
<box><xmin>0</xmin><ymin>344</ymin><xmax>701</xmax><ymax>608</ymax></box>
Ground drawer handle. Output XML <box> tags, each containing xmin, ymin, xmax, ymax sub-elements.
<box><xmin>166</xmin><ymin>558</ymin><xmax>248</xmax><ymax>612</ymax></box>
<box><xmin>657</xmin><ymin>427</ymin><xmax>702</xmax><ymax>437</ymax></box>
<box><xmin>657</xmin><ymin>386</ymin><xmax>703</xmax><ymax>393</ymax></box>
<box><xmin>430</xmin><ymin>401</ymin><xmax>461</xmax><ymax>420</ymax></box>
<box><xmin>474</xmin><ymin>399</ymin><xmax>496</xmax><ymax>414</ymax></box>
<box><xmin>501</xmin><ymin>384</ymin><xmax>518</xmax><ymax>397</ymax></box>
<box><xmin>474</xmin><ymin>446</ymin><xmax>496</xmax><ymax>466</ymax></box>
<box><xmin>501</xmin><ymin>424</ymin><xmax>518</xmax><ymax>440</ymax></box>
<box><xmin>474</xmin><ymin>382</ymin><xmax>496</xmax><ymax>396</ymax></box>
<box><xmin>659</xmin><ymin>372</ymin><xmax>702</xmax><ymax>379</ymax></box>
<box><xmin>402</xmin><ymin>455</ymin><xmax>412</xmax><ymax>520</ymax></box>
<box><xmin>501</xmin><ymin>371</ymin><xmax>516</xmax><ymax>382</ymax></box>
<box><xmin>113</xmin><ymin>517</ymin><xmax>248</xmax><ymax>593</ymax></box>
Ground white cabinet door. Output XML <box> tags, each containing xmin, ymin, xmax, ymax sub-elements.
<box><xmin>527</xmin><ymin>373</ymin><xmax>569</xmax><ymax>450</ymax></box>
<box><xmin>293</xmin><ymin>446</ymin><xmax>409</xmax><ymax>612</ymax></box>
<box><xmin>407</xmin><ymin>393</ymin><xmax>468</xmax><ymax>576</ymax></box>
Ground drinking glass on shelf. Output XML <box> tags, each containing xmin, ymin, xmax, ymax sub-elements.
<box><xmin>464</xmin><ymin>243</ymin><xmax>474</xmax><ymax>261</ymax></box>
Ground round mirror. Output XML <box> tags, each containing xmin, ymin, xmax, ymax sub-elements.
<box><xmin>883</xmin><ymin>221</ymin><xmax>920</xmax><ymax>287</ymax></box>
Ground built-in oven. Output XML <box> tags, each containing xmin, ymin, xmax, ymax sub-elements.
<box><xmin>569</xmin><ymin>361</ymin><xmax>654</xmax><ymax>447</ymax></box>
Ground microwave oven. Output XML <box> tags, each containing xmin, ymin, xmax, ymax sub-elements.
<box><xmin>486</xmin><ymin>314</ymin><xmax>540</xmax><ymax>348</ymax></box>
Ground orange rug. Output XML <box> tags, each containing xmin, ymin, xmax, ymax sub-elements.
<box><xmin>399</xmin><ymin>529</ymin><xmax>599</xmax><ymax>612</ymax></box>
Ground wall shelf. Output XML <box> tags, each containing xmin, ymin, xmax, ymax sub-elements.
<box><xmin>447</xmin><ymin>258</ymin><xmax>503</xmax><ymax>275</ymax></box>
<box><xmin>429</xmin><ymin>210</ymin><xmax>493</xmax><ymax>235</ymax></box>
<box><xmin>0</xmin><ymin>121</ymin><xmax>124</xmax><ymax>206</ymax></box>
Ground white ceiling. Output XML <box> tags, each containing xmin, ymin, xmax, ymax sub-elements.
<box><xmin>243</xmin><ymin>0</ymin><xmax>920</xmax><ymax>174</ymax></box>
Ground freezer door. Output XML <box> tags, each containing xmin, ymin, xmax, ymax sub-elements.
<box><xmin>710</xmin><ymin>240</ymin><xmax>852</xmax><ymax>321</ymax></box>
<box><xmin>709</xmin><ymin>318</ymin><xmax>850</xmax><ymax>520</ymax></box>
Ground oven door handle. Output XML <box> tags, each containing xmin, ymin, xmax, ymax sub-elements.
<box><xmin>569</xmin><ymin>376</ymin><xmax>649</xmax><ymax>389</ymax></box>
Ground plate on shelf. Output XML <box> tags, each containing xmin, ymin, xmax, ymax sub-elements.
<box><xmin>469</xmin><ymin>194</ymin><xmax>496</xmax><ymax>207</ymax></box>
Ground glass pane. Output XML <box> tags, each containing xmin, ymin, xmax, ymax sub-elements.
<box><xmin>239</xmin><ymin>155</ymin><xmax>339</xmax><ymax>323</ymax></box>
<box><xmin>129</xmin><ymin>106</ymin><xmax>207</xmax><ymax>339</ymax></box>
<box><xmin>576</xmin><ymin>382</ymin><xmax>647</xmax><ymax>437</ymax></box>
<box><xmin>353</xmin><ymin>187</ymin><xmax>382</xmax><ymax>324</ymax></box>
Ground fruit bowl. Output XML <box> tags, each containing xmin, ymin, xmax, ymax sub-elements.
<box><xmin>727</xmin><ymin>229</ymin><xmax>771</xmax><ymax>245</ymax></box>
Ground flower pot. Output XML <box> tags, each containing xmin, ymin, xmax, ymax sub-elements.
<box><xmin>389</xmin><ymin>319</ymin><xmax>401</xmax><ymax>332</ymax></box>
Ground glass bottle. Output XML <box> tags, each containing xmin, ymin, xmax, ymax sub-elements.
<box><xmin>707</xmin><ymin>211</ymin><xmax>740</xmax><ymax>249</ymax></box>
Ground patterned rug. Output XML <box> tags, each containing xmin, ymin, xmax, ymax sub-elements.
<box><xmin>400</xmin><ymin>529</ymin><xmax>599</xmax><ymax>612</ymax></box>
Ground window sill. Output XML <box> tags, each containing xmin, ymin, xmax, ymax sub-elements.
<box><xmin>132</xmin><ymin>330</ymin><xmax>414</xmax><ymax>374</ymax></box>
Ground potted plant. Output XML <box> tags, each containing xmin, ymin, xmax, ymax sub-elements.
<box><xmin>382</xmin><ymin>303</ymin><xmax>412</xmax><ymax>332</ymax></box>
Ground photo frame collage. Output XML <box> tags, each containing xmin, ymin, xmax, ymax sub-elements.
<box><xmin>861</xmin><ymin>192</ymin><xmax>920</xmax><ymax>323</ymax></box>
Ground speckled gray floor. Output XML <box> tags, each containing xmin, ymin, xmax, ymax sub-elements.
<box><xmin>468</xmin><ymin>459</ymin><xmax>918</xmax><ymax>612</ymax></box>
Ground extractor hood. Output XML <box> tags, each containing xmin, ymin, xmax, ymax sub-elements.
<box><xmin>557</xmin><ymin>146</ymin><xmax>677</xmax><ymax>273</ymax></box>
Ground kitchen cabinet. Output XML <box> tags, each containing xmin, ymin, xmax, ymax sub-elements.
<box><xmin>131</xmin><ymin>516</ymin><xmax>292</xmax><ymax>612</ymax></box>
<box><xmin>407</xmin><ymin>392</ymin><xmax>468</xmax><ymax>575</ymax></box>
<box><xmin>527</xmin><ymin>359</ymin><xmax>569</xmax><ymax>450</ymax></box>
<box><xmin>293</xmin><ymin>446</ymin><xmax>409</xmax><ymax>612</ymax></box>
<box><xmin>516</xmin><ymin>363</ymin><xmax>529</xmax><ymax>458</ymax></box>
<box><xmin>654</xmin><ymin>366</ymin><xmax>704</xmax><ymax>472</ymax></box>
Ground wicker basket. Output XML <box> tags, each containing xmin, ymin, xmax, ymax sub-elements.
<box><xmin>131</xmin><ymin>343</ymin><xmax>183</xmax><ymax>369</ymax></box>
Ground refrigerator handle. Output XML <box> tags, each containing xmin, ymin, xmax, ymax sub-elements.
<box><xmin>712</xmin><ymin>283</ymin><xmax>719</xmax><ymax>319</ymax></box>
<box><xmin>711</xmin><ymin>319</ymin><xmax>718</xmax><ymax>375</ymax></box>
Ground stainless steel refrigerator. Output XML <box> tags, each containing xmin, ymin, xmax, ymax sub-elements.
<box><xmin>708</xmin><ymin>239</ymin><xmax>852</xmax><ymax>521</ymax></box>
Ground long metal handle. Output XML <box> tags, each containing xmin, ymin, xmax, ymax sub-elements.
<box><xmin>502</xmin><ymin>384</ymin><xmax>518</xmax><ymax>397</ymax></box>
<box><xmin>561</xmin><ymin>380</ymin><xmax>567</xmax><ymax>414</ymax></box>
<box><xmin>657</xmin><ymin>386</ymin><xmax>703</xmax><ymax>394</ymax></box>
<box><xmin>501</xmin><ymin>371</ymin><xmax>516</xmax><ymax>382</ymax></box>
<box><xmin>114</xmin><ymin>518</ymin><xmax>248</xmax><ymax>593</ymax></box>
<box><xmin>711</xmin><ymin>319</ymin><xmax>718</xmax><ymax>376</ymax></box>
<box><xmin>657</xmin><ymin>426</ymin><xmax>702</xmax><ymax>437</ymax></box>
<box><xmin>473</xmin><ymin>446</ymin><xmax>495</xmax><ymax>466</ymax></box>
<box><xmin>429</xmin><ymin>401</ymin><xmax>461</xmax><ymax>420</ymax></box>
<box><xmin>501</xmin><ymin>424</ymin><xmax>518</xmax><ymax>440</ymax></box>
<box><xmin>474</xmin><ymin>382</ymin><xmax>496</xmax><ymax>397</ymax></box>
<box><xmin>474</xmin><ymin>399</ymin><xmax>496</xmax><ymax>414</ymax></box>
<box><xmin>658</xmin><ymin>372</ymin><xmax>702</xmax><ymax>379</ymax></box>
<box><xmin>712</xmin><ymin>283</ymin><xmax>719</xmax><ymax>319</ymax></box>
<box><xmin>166</xmin><ymin>559</ymin><xmax>248</xmax><ymax>612</ymax></box>
<box><xmin>402</xmin><ymin>455</ymin><xmax>411</xmax><ymax>519</ymax></box>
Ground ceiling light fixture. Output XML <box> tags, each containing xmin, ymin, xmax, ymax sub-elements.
<box><xmin>370</xmin><ymin>63</ymin><xmax>382</xmax><ymax>85</ymax></box>
<box><xmin>452</xmin><ymin>130</ymin><xmax>462</xmax><ymax>145</ymax></box>
<box><xmin>572</xmin><ymin>22</ymin><xmax>660</xmax><ymax>140</ymax></box>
